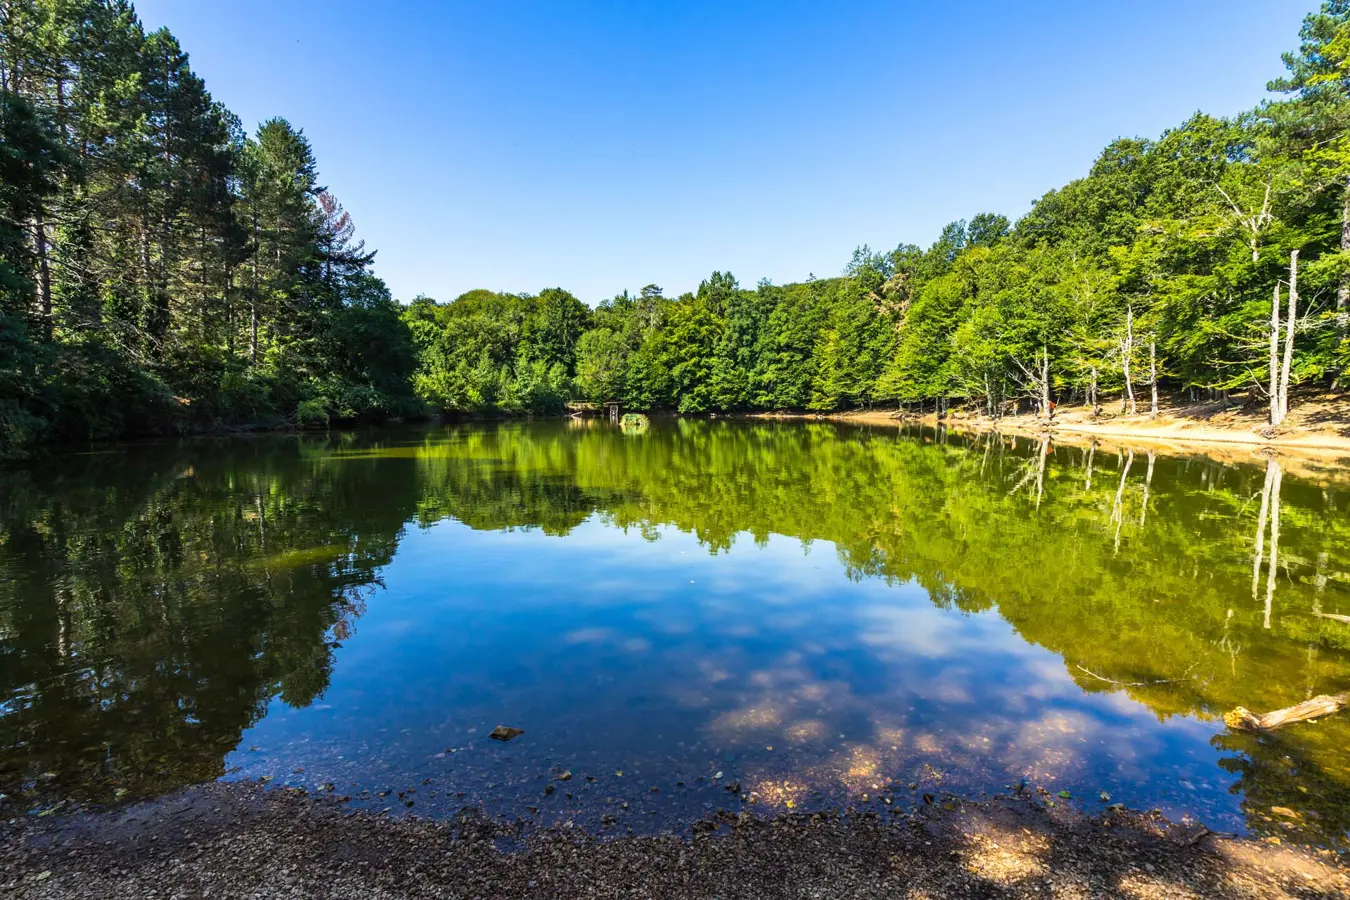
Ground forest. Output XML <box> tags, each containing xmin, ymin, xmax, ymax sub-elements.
<box><xmin>2</xmin><ymin>1</ymin><xmax>1349</xmax><ymax>456</ymax></box>
<box><xmin>0</xmin><ymin>0</ymin><xmax>420</xmax><ymax>455</ymax></box>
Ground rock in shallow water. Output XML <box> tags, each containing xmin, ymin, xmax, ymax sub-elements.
<box><xmin>489</xmin><ymin>726</ymin><xmax>525</xmax><ymax>742</ymax></box>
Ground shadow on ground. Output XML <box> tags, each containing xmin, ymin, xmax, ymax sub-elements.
<box><xmin>3</xmin><ymin>781</ymin><xmax>1346</xmax><ymax>899</ymax></box>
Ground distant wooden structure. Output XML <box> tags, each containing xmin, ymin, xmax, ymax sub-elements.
<box><xmin>565</xmin><ymin>400</ymin><xmax>621</xmax><ymax>421</ymax></box>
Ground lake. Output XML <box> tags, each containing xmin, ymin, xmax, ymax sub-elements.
<box><xmin>2</xmin><ymin>420</ymin><xmax>1348</xmax><ymax>845</ymax></box>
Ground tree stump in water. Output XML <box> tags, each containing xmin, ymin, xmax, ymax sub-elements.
<box><xmin>1224</xmin><ymin>692</ymin><xmax>1350</xmax><ymax>731</ymax></box>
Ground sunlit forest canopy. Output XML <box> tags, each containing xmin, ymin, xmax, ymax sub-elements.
<box><xmin>3</xmin><ymin>3</ymin><xmax>1350</xmax><ymax>455</ymax></box>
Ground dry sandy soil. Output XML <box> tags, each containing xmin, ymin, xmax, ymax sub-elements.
<box><xmin>757</xmin><ymin>391</ymin><xmax>1350</xmax><ymax>465</ymax></box>
<box><xmin>2</xmin><ymin>782</ymin><xmax>1347</xmax><ymax>900</ymax></box>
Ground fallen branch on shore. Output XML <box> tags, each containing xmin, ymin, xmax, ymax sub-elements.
<box><xmin>1224</xmin><ymin>692</ymin><xmax>1350</xmax><ymax>731</ymax></box>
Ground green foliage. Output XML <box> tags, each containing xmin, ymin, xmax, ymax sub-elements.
<box><xmin>0</xmin><ymin>2</ymin><xmax>417</xmax><ymax>455</ymax></box>
<box><xmin>574</xmin><ymin>327</ymin><xmax>627</xmax><ymax>402</ymax></box>
<box><xmin>404</xmin><ymin>287</ymin><xmax>586</xmax><ymax>416</ymax></box>
<box><xmin>552</xmin><ymin>3</ymin><xmax>1350</xmax><ymax>415</ymax></box>
<box><xmin>4</xmin><ymin>1</ymin><xmax>1350</xmax><ymax>443</ymax></box>
<box><xmin>295</xmin><ymin>398</ymin><xmax>330</xmax><ymax>429</ymax></box>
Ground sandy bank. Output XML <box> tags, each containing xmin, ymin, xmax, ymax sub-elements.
<box><xmin>754</xmin><ymin>393</ymin><xmax>1350</xmax><ymax>460</ymax></box>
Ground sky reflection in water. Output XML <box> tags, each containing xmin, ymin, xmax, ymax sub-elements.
<box><xmin>233</xmin><ymin>519</ymin><xmax>1227</xmax><ymax>831</ymax></box>
<box><xmin>1</xmin><ymin>421</ymin><xmax>1348</xmax><ymax>844</ymax></box>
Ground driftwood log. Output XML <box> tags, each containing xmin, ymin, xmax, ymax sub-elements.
<box><xmin>1224</xmin><ymin>692</ymin><xmax>1350</xmax><ymax>731</ymax></box>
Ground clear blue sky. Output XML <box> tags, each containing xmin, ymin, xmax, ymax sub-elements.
<box><xmin>136</xmin><ymin>0</ymin><xmax>1309</xmax><ymax>305</ymax></box>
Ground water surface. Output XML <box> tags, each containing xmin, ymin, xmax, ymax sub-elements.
<box><xmin>2</xmin><ymin>421</ymin><xmax>1348</xmax><ymax>844</ymax></box>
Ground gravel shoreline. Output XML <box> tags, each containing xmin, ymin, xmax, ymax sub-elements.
<box><xmin>3</xmin><ymin>782</ymin><xmax>1347</xmax><ymax>899</ymax></box>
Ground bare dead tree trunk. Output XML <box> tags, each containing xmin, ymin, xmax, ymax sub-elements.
<box><xmin>1226</xmin><ymin>691</ymin><xmax>1350</xmax><ymax>731</ymax></box>
<box><xmin>1121</xmin><ymin>306</ymin><xmax>1136</xmax><ymax>415</ymax></box>
<box><xmin>1277</xmin><ymin>250</ymin><xmax>1298</xmax><ymax>424</ymax></box>
<box><xmin>1269</xmin><ymin>282</ymin><xmax>1281</xmax><ymax>426</ymax></box>
<box><xmin>1089</xmin><ymin>366</ymin><xmax>1100</xmax><ymax>417</ymax></box>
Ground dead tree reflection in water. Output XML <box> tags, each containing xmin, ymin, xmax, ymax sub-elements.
<box><xmin>1008</xmin><ymin>435</ymin><xmax>1052</xmax><ymax>508</ymax></box>
<box><xmin>1219</xmin><ymin>608</ymin><xmax>1243</xmax><ymax>678</ymax></box>
<box><xmin>1111</xmin><ymin>449</ymin><xmax>1135</xmax><ymax>553</ymax></box>
<box><xmin>1035</xmin><ymin>436</ymin><xmax>1050</xmax><ymax>509</ymax></box>
<box><xmin>1139</xmin><ymin>452</ymin><xmax>1156</xmax><ymax>528</ymax></box>
<box><xmin>1250</xmin><ymin>458</ymin><xmax>1284</xmax><ymax>630</ymax></box>
<box><xmin>1313</xmin><ymin>550</ymin><xmax>1329</xmax><ymax>619</ymax></box>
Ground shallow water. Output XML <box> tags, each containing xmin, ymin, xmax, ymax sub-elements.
<box><xmin>2</xmin><ymin>420</ymin><xmax>1348</xmax><ymax>844</ymax></box>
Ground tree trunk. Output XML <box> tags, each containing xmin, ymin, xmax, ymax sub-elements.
<box><xmin>1089</xmin><ymin>366</ymin><xmax>1100</xmax><ymax>417</ymax></box>
<box><xmin>1339</xmin><ymin>175</ymin><xmax>1349</xmax><ymax>342</ymax></box>
<box><xmin>1225</xmin><ymin>692</ymin><xmax>1350</xmax><ymax>732</ymax></box>
<box><xmin>33</xmin><ymin>211</ymin><xmax>53</xmax><ymax>333</ymax></box>
<box><xmin>250</xmin><ymin>209</ymin><xmax>261</xmax><ymax>365</ymax></box>
<box><xmin>225</xmin><ymin>268</ymin><xmax>235</xmax><ymax>355</ymax></box>
<box><xmin>1148</xmin><ymin>339</ymin><xmax>1158</xmax><ymax>417</ymax></box>
<box><xmin>1040</xmin><ymin>345</ymin><xmax>1051</xmax><ymax>419</ymax></box>
<box><xmin>1270</xmin><ymin>282</ymin><xmax>1282</xmax><ymax>426</ymax></box>
<box><xmin>140</xmin><ymin>223</ymin><xmax>154</xmax><ymax>347</ymax></box>
<box><xmin>1121</xmin><ymin>307</ymin><xmax>1136</xmax><ymax>415</ymax></box>
<box><xmin>1278</xmin><ymin>250</ymin><xmax>1298</xmax><ymax>424</ymax></box>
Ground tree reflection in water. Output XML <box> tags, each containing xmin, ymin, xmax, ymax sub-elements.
<box><xmin>1</xmin><ymin>421</ymin><xmax>1347</xmax><ymax>845</ymax></box>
